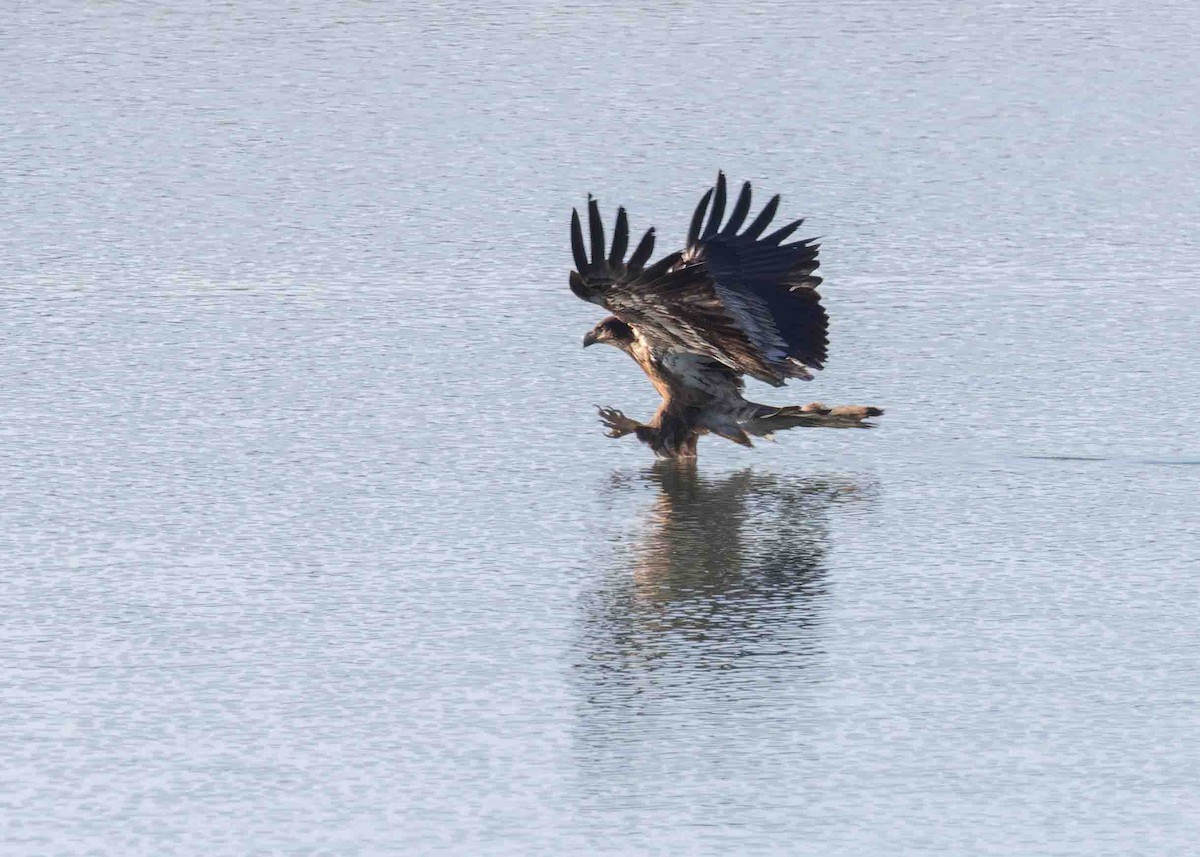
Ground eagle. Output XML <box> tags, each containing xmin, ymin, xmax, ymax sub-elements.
<box><xmin>571</xmin><ymin>172</ymin><xmax>883</xmax><ymax>459</ymax></box>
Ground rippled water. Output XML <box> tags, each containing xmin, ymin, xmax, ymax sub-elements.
<box><xmin>4</xmin><ymin>1</ymin><xmax>1199</xmax><ymax>853</ymax></box>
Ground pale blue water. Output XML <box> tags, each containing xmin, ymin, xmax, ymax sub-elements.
<box><xmin>3</xmin><ymin>1</ymin><xmax>1199</xmax><ymax>854</ymax></box>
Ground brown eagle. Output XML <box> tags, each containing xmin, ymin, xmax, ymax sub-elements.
<box><xmin>571</xmin><ymin>172</ymin><xmax>883</xmax><ymax>459</ymax></box>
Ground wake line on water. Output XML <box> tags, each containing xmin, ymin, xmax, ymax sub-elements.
<box><xmin>1018</xmin><ymin>455</ymin><xmax>1200</xmax><ymax>467</ymax></box>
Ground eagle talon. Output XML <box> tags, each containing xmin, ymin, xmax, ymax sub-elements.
<box><xmin>597</xmin><ymin>406</ymin><xmax>638</xmax><ymax>439</ymax></box>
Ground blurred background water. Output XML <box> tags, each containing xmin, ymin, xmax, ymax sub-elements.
<box><xmin>2</xmin><ymin>1</ymin><xmax>1198</xmax><ymax>853</ymax></box>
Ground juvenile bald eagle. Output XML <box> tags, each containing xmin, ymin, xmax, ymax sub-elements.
<box><xmin>571</xmin><ymin>172</ymin><xmax>882</xmax><ymax>459</ymax></box>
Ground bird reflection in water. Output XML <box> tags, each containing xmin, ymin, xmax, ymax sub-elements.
<box><xmin>576</xmin><ymin>462</ymin><xmax>875</xmax><ymax>714</ymax></box>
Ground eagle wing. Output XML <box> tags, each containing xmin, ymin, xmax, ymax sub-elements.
<box><xmin>569</xmin><ymin>173</ymin><xmax>828</xmax><ymax>386</ymax></box>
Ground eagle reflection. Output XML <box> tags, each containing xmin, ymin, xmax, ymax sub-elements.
<box><xmin>577</xmin><ymin>463</ymin><xmax>874</xmax><ymax>710</ymax></box>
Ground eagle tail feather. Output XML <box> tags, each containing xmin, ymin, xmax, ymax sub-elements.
<box><xmin>742</xmin><ymin>402</ymin><xmax>884</xmax><ymax>435</ymax></box>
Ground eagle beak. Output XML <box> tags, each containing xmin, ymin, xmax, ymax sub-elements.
<box><xmin>582</xmin><ymin>330</ymin><xmax>598</xmax><ymax>348</ymax></box>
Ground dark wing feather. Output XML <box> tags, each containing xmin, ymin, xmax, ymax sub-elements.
<box><xmin>686</xmin><ymin>188</ymin><xmax>713</xmax><ymax>247</ymax></box>
<box><xmin>721</xmin><ymin>182</ymin><xmax>752</xmax><ymax>236</ymax></box>
<box><xmin>627</xmin><ymin>227</ymin><xmax>655</xmax><ymax>271</ymax></box>
<box><xmin>702</xmin><ymin>172</ymin><xmax>726</xmax><ymax>239</ymax></box>
<box><xmin>570</xmin><ymin>209</ymin><xmax>588</xmax><ymax>272</ymax></box>
<box><xmin>742</xmin><ymin>194</ymin><xmax>779</xmax><ymax>240</ymax></box>
<box><xmin>605</xmin><ymin>262</ymin><xmax>781</xmax><ymax>382</ymax></box>
<box><xmin>699</xmin><ymin>225</ymin><xmax>828</xmax><ymax>371</ymax></box>
<box><xmin>569</xmin><ymin>199</ymin><xmax>654</xmax><ymax>304</ymax></box>
<box><xmin>677</xmin><ymin>172</ymin><xmax>828</xmax><ymax>379</ymax></box>
<box><xmin>764</xmin><ymin>217</ymin><xmax>805</xmax><ymax>246</ymax></box>
<box><xmin>587</xmin><ymin>196</ymin><xmax>605</xmax><ymax>263</ymax></box>
<box><xmin>568</xmin><ymin>174</ymin><xmax>828</xmax><ymax>386</ymax></box>
<box><xmin>608</xmin><ymin>207</ymin><xmax>628</xmax><ymax>265</ymax></box>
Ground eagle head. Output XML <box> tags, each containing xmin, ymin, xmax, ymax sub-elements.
<box><xmin>583</xmin><ymin>316</ymin><xmax>635</xmax><ymax>350</ymax></box>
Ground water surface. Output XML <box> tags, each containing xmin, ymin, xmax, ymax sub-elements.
<box><xmin>3</xmin><ymin>1</ymin><xmax>1199</xmax><ymax>853</ymax></box>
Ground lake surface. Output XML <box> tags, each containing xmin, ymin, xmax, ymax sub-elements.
<box><xmin>3</xmin><ymin>1</ymin><xmax>1199</xmax><ymax>853</ymax></box>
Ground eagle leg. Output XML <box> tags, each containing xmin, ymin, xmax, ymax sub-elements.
<box><xmin>596</xmin><ymin>406</ymin><xmax>641</xmax><ymax>439</ymax></box>
<box><xmin>597</xmin><ymin>406</ymin><xmax>702</xmax><ymax>459</ymax></box>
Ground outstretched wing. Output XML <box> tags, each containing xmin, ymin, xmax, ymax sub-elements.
<box><xmin>569</xmin><ymin>197</ymin><xmax>775</xmax><ymax>378</ymax></box>
<box><xmin>680</xmin><ymin>172</ymin><xmax>828</xmax><ymax>377</ymax></box>
<box><xmin>568</xmin><ymin>196</ymin><xmax>670</xmax><ymax>305</ymax></box>
<box><xmin>569</xmin><ymin>174</ymin><xmax>828</xmax><ymax>386</ymax></box>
